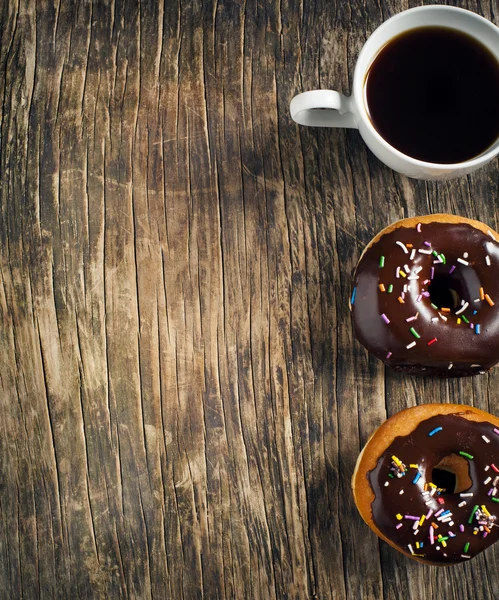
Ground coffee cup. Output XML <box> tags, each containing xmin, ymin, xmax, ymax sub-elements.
<box><xmin>290</xmin><ymin>6</ymin><xmax>499</xmax><ymax>180</ymax></box>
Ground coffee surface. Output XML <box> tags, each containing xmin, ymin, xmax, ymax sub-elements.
<box><xmin>365</xmin><ymin>27</ymin><xmax>499</xmax><ymax>163</ymax></box>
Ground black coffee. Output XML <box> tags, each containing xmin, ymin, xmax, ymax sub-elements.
<box><xmin>365</xmin><ymin>27</ymin><xmax>499</xmax><ymax>163</ymax></box>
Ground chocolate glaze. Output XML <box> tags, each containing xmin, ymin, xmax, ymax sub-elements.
<box><xmin>351</xmin><ymin>222</ymin><xmax>499</xmax><ymax>376</ymax></box>
<box><xmin>369</xmin><ymin>413</ymin><xmax>499</xmax><ymax>564</ymax></box>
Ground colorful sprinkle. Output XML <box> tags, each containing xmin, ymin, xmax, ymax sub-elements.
<box><xmin>480</xmin><ymin>287</ymin><xmax>485</xmax><ymax>300</ymax></box>
<box><xmin>485</xmin><ymin>294</ymin><xmax>494</xmax><ymax>306</ymax></box>
<box><xmin>413</xmin><ymin>472</ymin><xmax>422</xmax><ymax>484</ymax></box>
<box><xmin>486</xmin><ymin>255</ymin><xmax>491</xmax><ymax>266</ymax></box>
<box><xmin>468</xmin><ymin>505</ymin><xmax>479</xmax><ymax>524</ymax></box>
<box><xmin>462</xmin><ymin>315</ymin><xmax>470</xmax><ymax>324</ymax></box>
<box><xmin>427</xmin><ymin>338</ymin><xmax>437</xmax><ymax>346</ymax></box>
<box><xmin>398</xmin><ymin>296</ymin><xmax>405</xmax><ymax>304</ymax></box>
<box><xmin>464</xmin><ymin>542</ymin><xmax>470</xmax><ymax>553</ymax></box>
<box><xmin>457</xmin><ymin>258</ymin><xmax>469</xmax><ymax>266</ymax></box>
<box><xmin>379</xmin><ymin>256</ymin><xmax>385</xmax><ymax>268</ymax></box>
<box><xmin>351</xmin><ymin>288</ymin><xmax>357</xmax><ymax>305</ymax></box>
<box><xmin>455</xmin><ymin>302</ymin><xmax>469</xmax><ymax>315</ymax></box>
<box><xmin>387</xmin><ymin>284</ymin><xmax>393</xmax><ymax>293</ymax></box>
<box><xmin>483</xmin><ymin>436</ymin><xmax>491</xmax><ymax>443</ymax></box>
<box><xmin>406</xmin><ymin>341</ymin><xmax>416</xmax><ymax>349</ymax></box>
<box><xmin>409</xmin><ymin>327</ymin><xmax>420</xmax><ymax>339</ymax></box>
<box><xmin>379</xmin><ymin>283</ymin><xmax>386</xmax><ymax>292</ymax></box>
<box><xmin>449</xmin><ymin>265</ymin><xmax>456</xmax><ymax>274</ymax></box>
<box><xmin>417</xmin><ymin>223</ymin><xmax>422</xmax><ymax>232</ymax></box>
<box><xmin>428</xmin><ymin>426</ymin><xmax>442</xmax><ymax>437</ymax></box>
<box><xmin>475</xmin><ymin>324</ymin><xmax>481</xmax><ymax>335</ymax></box>
<box><xmin>459</xmin><ymin>452</ymin><xmax>474</xmax><ymax>460</ymax></box>
<box><xmin>396</xmin><ymin>241</ymin><xmax>409</xmax><ymax>254</ymax></box>
<box><xmin>381</xmin><ymin>313</ymin><xmax>390</xmax><ymax>324</ymax></box>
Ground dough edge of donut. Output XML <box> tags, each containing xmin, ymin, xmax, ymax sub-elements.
<box><xmin>350</xmin><ymin>214</ymin><xmax>499</xmax><ymax>312</ymax></box>
<box><xmin>351</xmin><ymin>403</ymin><xmax>499</xmax><ymax>565</ymax></box>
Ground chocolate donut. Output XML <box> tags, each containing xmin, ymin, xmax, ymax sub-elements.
<box><xmin>350</xmin><ymin>215</ymin><xmax>499</xmax><ymax>376</ymax></box>
<box><xmin>352</xmin><ymin>404</ymin><xmax>499</xmax><ymax>565</ymax></box>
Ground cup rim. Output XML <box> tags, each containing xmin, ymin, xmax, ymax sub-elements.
<box><xmin>353</xmin><ymin>5</ymin><xmax>499</xmax><ymax>170</ymax></box>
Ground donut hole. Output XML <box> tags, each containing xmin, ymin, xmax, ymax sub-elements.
<box><xmin>428</xmin><ymin>273</ymin><xmax>463</xmax><ymax>311</ymax></box>
<box><xmin>432</xmin><ymin>453</ymin><xmax>472</xmax><ymax>494</ymax></box>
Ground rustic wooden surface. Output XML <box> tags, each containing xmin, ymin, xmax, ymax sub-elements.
<box><xmin>2</xmin><ymin>0</ymin><xmax>499</xmax><ymax>598</ymax></box>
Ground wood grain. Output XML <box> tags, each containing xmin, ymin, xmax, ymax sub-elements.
<box><xmin>1</xmin><ymin>0</ymin><xmax>499</xmax><ymax>598</ymax></box>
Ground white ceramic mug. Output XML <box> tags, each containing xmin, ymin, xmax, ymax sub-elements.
<box><xmin>290</xmin><ymin>5</ymin><xmax>499</xmax><ymax>180</ymax></box>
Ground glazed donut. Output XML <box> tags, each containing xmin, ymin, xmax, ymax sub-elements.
<box><xmin>350</xmin><ymin>214</ymin><xmax>499</xmax><ymax>376</ymax></box>
<box><xmin>352</xmin><ymin>404</ymin><xmax>499</xmax><ymax>565</ymax></box>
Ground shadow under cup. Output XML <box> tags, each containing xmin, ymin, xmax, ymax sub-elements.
<box><xmin>363</xmin><ymin>25</ymin><xmax>499</xmax><ymax>165</ymax></box>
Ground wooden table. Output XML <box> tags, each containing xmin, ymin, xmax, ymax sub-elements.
<box><xmin>2</xmin><ymin>1</ymin><xmax>499</xmax><ymax>598</ymax></box>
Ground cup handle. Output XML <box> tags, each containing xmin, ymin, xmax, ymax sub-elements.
<box><xmin>290</xmin><ymin>90</ymin><xmax>358</xmax><ymax>129</ymax></box>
